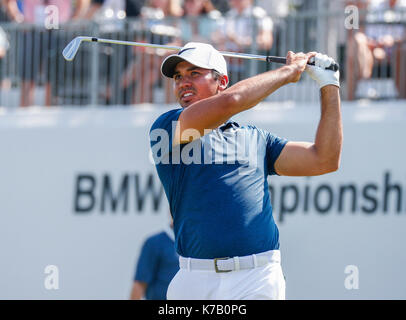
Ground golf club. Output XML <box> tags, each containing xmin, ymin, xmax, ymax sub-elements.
<box><xmin>62</xmin><ymin>36</ymin><xmax>339</xmax><ymax>71</ymax></box>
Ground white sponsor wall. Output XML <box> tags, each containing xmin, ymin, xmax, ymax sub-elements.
<box><xmin>0</xmin><ymin>100</ymin><xmax>405</xmax><ymax>299</ymax></box>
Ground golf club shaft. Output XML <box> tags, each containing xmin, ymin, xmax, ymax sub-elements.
<box><xmin>64</xmin><ymin>36</ymin><xmax>339</xmax><ymax>71</ymax></box>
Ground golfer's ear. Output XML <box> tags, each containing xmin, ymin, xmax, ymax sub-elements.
<box><xmin>219</xmin><ymin>75</ymin><xmax>229</xmax><ymax>91</ymax></box>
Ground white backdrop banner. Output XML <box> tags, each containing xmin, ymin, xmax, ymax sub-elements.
<box><xmin>0</xmin><ymin>100</ymin><xmax>405</xmax><ymax>299</ymax></box>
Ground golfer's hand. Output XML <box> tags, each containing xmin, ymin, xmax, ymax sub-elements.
<box><xmin>285</xmin><ymin>51</ymin><xmax>317</xmax><ymax>83</ymax></box>
<box><xmin>306</xmin><ymin>53</ymin><xmax>340</xmax><ymax>89</ymax></box>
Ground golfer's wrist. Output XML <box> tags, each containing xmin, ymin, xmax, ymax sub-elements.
<box><xmin>318</xmin><ymin>77</ymin><xmax>340</xmax><ymax>89</ymax></box>
<box><xmin>280</xmin><ymin>65</ymin><xmax>301</xmax><ymax>84</ymax></box>
<box><xmin>320</xmin><ymin>84</ymin><xmax>340</xmax><ymax>96</ymax></box>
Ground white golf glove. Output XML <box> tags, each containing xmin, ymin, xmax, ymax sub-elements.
<box><xmin>305</xmin><ymin>53</ymin><xmax>340</xmax><ymax>89</ymax></box>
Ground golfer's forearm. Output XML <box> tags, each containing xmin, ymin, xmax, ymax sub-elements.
<box><xmin>313</xmin><ymin>85</ymin><xmax>342</xmax><ymax>170</ymax></box>
<box><xmin>224</xmin><ymin>65</ymin><xmax>295</xmax><ymax>112</ymax></box>
<box><xmin>177</xmin><ymin>66</ymin><xmax>296</xmax><ymax>141</ymax></box>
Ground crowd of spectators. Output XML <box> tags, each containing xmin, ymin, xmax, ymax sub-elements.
<box><xmin>0</xmin><ymin>0</ymin><xmax>405</xmax><ymax>106</ymax></box>
<box><xmin>0</xmin><ymin>0</ymin><xmax>277</xmax><ymax>106</ymax></box>
<box><xmin>345</xmin><ymin>0</ymin><xmax>406</xmax><ymax>99</ymax></box>
<box><xmin>3</xmin><ymin>0</ymin><xmax>91</xmax><ymax>106</ymax></box>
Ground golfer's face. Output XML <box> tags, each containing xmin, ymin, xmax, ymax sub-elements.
<box><xmin>173</xmin><ymin>61</ymin><xmax>220</xmax><ymax>108</ymax></box>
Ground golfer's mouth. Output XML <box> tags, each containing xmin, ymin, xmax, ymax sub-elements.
<box><xmin>180</xmin><ymin>91</ymin><xmax>196</xmax><ymax>102</ymax></box>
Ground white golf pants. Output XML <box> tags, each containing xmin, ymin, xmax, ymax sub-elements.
<box><xmin>167</xmin><ymin>250</ymin><xmax>285</xmax><ymax>300</ymax></box>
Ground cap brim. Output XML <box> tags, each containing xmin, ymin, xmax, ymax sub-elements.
<box><xmin>161</xmin><ymin>55</ymin><xmax>186</xmax><ymax>78</ymax></box>
<box><xmin>161</xmin><ymin>54</ymin><xmax>213</xmax><ymax>79</ymax></box>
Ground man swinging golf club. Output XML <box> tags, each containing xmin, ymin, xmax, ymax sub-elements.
<box><xmin>150</xmin><ymin>42</ymin><xmax>342</xmax><ymax>300</ymax></box>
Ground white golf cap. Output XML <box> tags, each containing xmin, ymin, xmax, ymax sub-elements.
<box><xmin>161</xmin><ymin>42</ymin><xmax>228</xmax><ymax>79</ymax></box>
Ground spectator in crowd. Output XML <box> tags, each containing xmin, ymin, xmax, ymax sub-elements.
<box><xmin>346</xmin><ymin>0</ymin><xmax>406</xmax><ymax>99</ymax></box>
<box><xmin>0</xmin><ymin>2</ymin><xmax>12</xmax><ymax>21</ymax></box>
<box><xmin>0</xmin><ymin>25</ymin><xmax>10</xmax><ymax>104</ymax></box>
<box><xmin>84</xmin><ymin>0</ymin><xmax>181</xmax><ymax>105</ymax></box>
<box><xmin>5</xmin><ymin>0</ymin><xmax>91</xmax><ymax>107</ymax></box>
<box><xmin>130</xmin><ymin>218</ymin><xmax>179</xmax><ymax>300</ymax></box>
<box><xmin>84</xmin><ymin>0</ymin><xmax>147</xmax><ymax>105</ymax></box>
<box><xmin>220</xmin><ymin>0</ymin><xmax>273</xmax><ymax>51</ymax></box>
<box><xmin>214</xmin><ymin>0</ymin><xmax>274</xmax><ymax>82</ymax></box>
<box><xmin>257</xmin><ymin>0</ymin><xmax>289</xmax><ymax>17</ymax></box>
<box><xmin>119</xmin><ymin>0</ymin><xmax>182</xmax><ymax>104</ymax></box>
<box><xmin>210</xmin><ymin>0</ymin><xmax>229</xmax><ymax>14</ymax></box>
<box><xmin>178</xmin><ymin>0</ymin><xmax>222</xmax><ymax>43</ymax></box>
<box><xmin>140</xmin><ymin>0</ymin><xmax>182</xmax><ymax>19</ymax></box>
<box><xmin>85</xmin><ymin>0</ymin><xmax>146</xmax><ymax>20</ymax></box>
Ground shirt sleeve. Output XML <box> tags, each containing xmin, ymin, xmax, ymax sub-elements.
<box><xmin>134</xmin><ymin>237</ymin><xmax>158</xmax><ymax>284</ymax></box>
<box><xmin>265</xmin><ymin>131</ymin><xmax>288</xmax><ymax>176</ymax></box>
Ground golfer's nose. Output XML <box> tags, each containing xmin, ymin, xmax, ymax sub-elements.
<box><xmin>177</xmin><ymin>77</ymin><xmax>193</xmax><ymax>90</ymax></box>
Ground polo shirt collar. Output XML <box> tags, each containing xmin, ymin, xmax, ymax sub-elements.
<box><xmin>219</xmin><ymin>119</ymin><xmax>240</xmax><ymax>131</ymax></box>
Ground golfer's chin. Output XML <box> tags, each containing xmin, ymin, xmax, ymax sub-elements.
<box><xmin>179</xmin><ymin>96</ymin><xmax>198</xmax><ymax>108</ymax></box>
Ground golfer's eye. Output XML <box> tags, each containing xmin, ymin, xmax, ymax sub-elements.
<box><xmin>191</xmin><ymin>71</ymin><xmax>200</xmax><ymax>77</ymax></box>
<box><xmin>174</xmin><ymin>74</ymin><xmax>181</xmax><ymax>81</ymax></box>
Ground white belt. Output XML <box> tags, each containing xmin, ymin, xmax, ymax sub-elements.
<box><xmin>179</xmin><ymin>250</ymin><xmax>280</xmax><ymax>273</ymax></box>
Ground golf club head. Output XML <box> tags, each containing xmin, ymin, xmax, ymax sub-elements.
<box><xmin>62</xmin><ymin>36</ymin><xmax>89</xmax><ymax>61</ymax></box>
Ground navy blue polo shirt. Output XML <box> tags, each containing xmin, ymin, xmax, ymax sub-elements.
<box><xmin>150</xmin><ymin>108</ymin><xmax>288</xmax><ymax>259</ymax></box>
<box><xmin>134</xmin><ymin>230</ymin><xmax>179</xmax><ymax>300</ymax></box>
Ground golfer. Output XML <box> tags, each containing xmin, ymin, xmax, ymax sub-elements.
<box><xmin>149</xmin><ymin>42</ymin><xmax>342</xmax><ymax>300</ymax></box>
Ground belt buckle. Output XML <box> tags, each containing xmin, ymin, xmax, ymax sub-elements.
<box><xmin>214</xmin><ymin>257</ymin><xmax>232</xmax><ymax>273</ymax></box>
